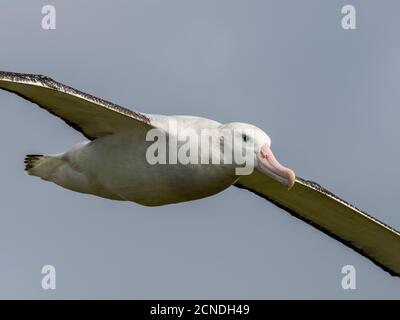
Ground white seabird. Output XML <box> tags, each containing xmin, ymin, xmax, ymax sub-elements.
<box><xmin>1</xmin><ymin>71</ymin><xmax>399</xmax><ymax>276</ymax></box>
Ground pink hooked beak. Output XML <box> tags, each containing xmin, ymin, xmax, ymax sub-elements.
<box><xmin>256</xmin><ymin>143</ymin><xmax>296</xmax><ymax>190</ymax></box>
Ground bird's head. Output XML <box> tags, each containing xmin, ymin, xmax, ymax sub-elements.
<box><xmin>220</xmin><ymin>122</ymin><xmax>295</xmax><ymax>189</ymax></box>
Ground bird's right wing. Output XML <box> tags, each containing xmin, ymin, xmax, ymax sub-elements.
<box><xmin>235</xmin><ymin>171</ymin><xmax>400</xmax><ymax>276</ymax></box>
<box><xmin>0</xmin><ymin>71</ymin><xmax>154</xmax><ymax>140</ymax></box>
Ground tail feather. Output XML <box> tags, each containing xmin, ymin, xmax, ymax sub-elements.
<box><xmin>24</xmin><ymin>154</ymin><xmax>44</xmax><ymax>172</ymax></box>
<box><xmin>23</xmin><ymin>152</ymin><xmax>124</xmax><ymax>200</ymax></box>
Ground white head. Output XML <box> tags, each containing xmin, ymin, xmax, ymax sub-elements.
<box><xmin>220</xmin><ymin>122</ymin><xmax>295</xmax><ymax>189</ymax></box>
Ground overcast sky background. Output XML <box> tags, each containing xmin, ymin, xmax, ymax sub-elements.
<box><xmin>0</xmin><ymin>0</ymin><xmax>399</xmax><ymax>299</ymax></box>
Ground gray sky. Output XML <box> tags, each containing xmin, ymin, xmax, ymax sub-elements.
<box><xmin>0</xmin><ymin>0</ymin><xmax>399</xmax><ymax>299</ymax></box>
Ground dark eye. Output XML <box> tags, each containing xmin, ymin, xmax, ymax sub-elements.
<box><xmin>242</xmin><ymin>134</ymin><xmax>249</xmax><ymax>142</ymax></box>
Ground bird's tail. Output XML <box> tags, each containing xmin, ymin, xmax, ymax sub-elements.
<box><xmin>24</xmin><ymin>154</ymin><xmax>63</xmax><ymax>181</ymax></box>
<box><xmin>24</xmin><ymin>154</ymin><xmax>44</xmax><ymax>173</ymax></box>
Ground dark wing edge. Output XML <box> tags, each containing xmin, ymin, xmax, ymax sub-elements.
<box><xmin>0</xmin><ymin>71</ymin><xmax>151</xmax><ymax>140</ymax></box>
<box><xmin>235</xmin><ymin>176</ymin><xmax>400</xmax><ymax>277</ymax></box>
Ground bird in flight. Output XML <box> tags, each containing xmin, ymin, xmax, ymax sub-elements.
<box><xmin>1</xmin><ymin>71</ymin><xmax>399</xmax><ymax>277</ymax></box>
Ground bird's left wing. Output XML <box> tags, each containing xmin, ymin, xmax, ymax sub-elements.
<box><xmin>234</xmin><ymin>171</ymin><xmax>400</xmax><ymax>276</ymax></box>
<box><xmin>0</xmin><ymin>71</ymin><xmax>153</xmax><ymax>140</ymax></box>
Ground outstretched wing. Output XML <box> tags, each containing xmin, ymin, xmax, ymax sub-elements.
<box><xmin>235</xmin><ymin>171</ymin><xmax>400</xmax><ymax>276</ymax></box>
<box><xmin>0</xmin><ymin>71</ymin><xmax>153</xmax><ymax>140</ymax></box>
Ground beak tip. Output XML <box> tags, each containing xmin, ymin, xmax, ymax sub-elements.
<box><xmin>287</xmin><ymin>170</ymin><xmax>296</xmax><ymax>190</ymax></box>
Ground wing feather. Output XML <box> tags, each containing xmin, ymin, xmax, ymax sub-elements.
<box><xmin>0</xmin><ymin>71</ymin><xmax>152</xmax><ymax>140</ymax></box>
<box><xmin>235</xmin><ymin>171</ymin><xmax>400</xmax><ymax>276</ymax></box>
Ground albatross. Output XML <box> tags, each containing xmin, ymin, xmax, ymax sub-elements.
<box><xmin>1</xmin><ymin>71</ymin><xmax>399</xmax><ymax>277</ymax></box>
